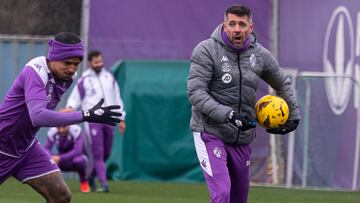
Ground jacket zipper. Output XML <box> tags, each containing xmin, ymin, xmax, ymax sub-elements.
<box><xmin>234</xmin><ymin>52</ymin><xmax>242</xmax><ymax>144</ymax></box>
<box><xmin>95</xmin><ymin>71</ymin><xmax>107</xmax><ymax>106</ymax></box>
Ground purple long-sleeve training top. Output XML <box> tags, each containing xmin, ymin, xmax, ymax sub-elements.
<box><xmin>0</xmin><ymin>57</ymin><xmax>83</xmax><ymax>158</ymax></box>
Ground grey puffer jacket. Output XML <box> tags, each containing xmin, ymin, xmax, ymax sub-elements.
<box><xmin>187</xmin><ymin>24</ymin><xmax>300</xmax><ymax>145</ymax></box>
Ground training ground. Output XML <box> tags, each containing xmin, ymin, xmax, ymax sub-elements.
<box><xmin>1</xmin><ymin>179</ymin><xmax>360</xmax><ymax>202</ymax></box>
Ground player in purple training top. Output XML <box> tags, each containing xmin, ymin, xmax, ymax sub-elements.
<box><xmin>44</xmin><ymin>109</ymin><xmax>90</xmax><ymax>193</ymax></box>
<box><xmin>0</xmin><ymin>32</ymin><xmax>121</xmax><ymax>203</ymax></box>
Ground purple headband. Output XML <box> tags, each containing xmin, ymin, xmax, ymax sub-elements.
<box><xmin>47</xmin><ymin>39</ymin><xmax>84</xmax><ymax>61</ymax></box>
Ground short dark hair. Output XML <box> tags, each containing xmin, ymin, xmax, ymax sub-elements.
<box><xmin>225</xmin><ymin>4</ymin><xmax>252</xmax><ymax>22</ymax></box>
<box><xmin>54</xmin><ymin>32</ymin><xmax>82</xmax><ymax>44</ymax></box>
<box><xmin>88</xmin><ymin>50</ymin><xmax>102</xmax><ymax>61</ymax></box>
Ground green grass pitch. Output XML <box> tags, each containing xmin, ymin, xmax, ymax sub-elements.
<box><xmin>1</xmin><ymin>179</ymin><xmax>360</xmax><ymax>203</ymax></box>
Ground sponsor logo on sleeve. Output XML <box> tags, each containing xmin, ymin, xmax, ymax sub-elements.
<box><xmin>250</xmin><ymin>53</ymin><xmax>256</xmax><ymax>67</ymax></box>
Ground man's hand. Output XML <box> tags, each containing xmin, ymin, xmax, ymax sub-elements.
<box><xmin>228</xmin><ymin>111</ymin><xmax>256</xmax><ymax>131</ymax></box>
<box><xmin>52</xmin><ymin>155</ymin><xmax>60</xmax><ymax>165</ymax></box>
<box><xmin>266</xmin><ymin>119</ymin><xmax>299</xmax><ymax>135</ymax></box>
<box><xmin>82</xmin><ymin>99</ymin><xmax>122</xmax><ymax>126</ymax></box>
<box><xmin>119</xmin><ymin>121</ymin><xmax>126</xmax><ymax>134</ymax></box>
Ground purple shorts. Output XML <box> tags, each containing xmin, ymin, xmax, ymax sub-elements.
<box><xmin>193</xmin><ymin>132</ymin><xmax>251</xmax><ymax>203</ymax></box>
<box><xmin>0</xmin><ymin>141</ymin><xmax>60</xmax><ymax>184</ymax></box>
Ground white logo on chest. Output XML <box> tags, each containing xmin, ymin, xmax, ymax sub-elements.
<box><xmin>220</xmin><ymin>55</ymin><xmax>231</xmax><ymax>72</ymax></box>
<box><xmin>222</xmin><ymin>73</ymin><xmax>232</xmax><ymax>83</ymax></box>
<box><xmin>221</xmin><ymin>63</ymin><xmax>231</xmax><ymax>72</ymax></box>
<box><xmin>47</xmin><ymin>83</ymin><xmax>54</xmax><ymax>103</ymax></box>
<box><xmin>220</xmin><ymin>56</ymin><xmax>229</xmax><ymax>63</ymax></box>
<box><xmin>47</xmin><ymin>94</ymin><xmax>51</xmax><ymax>103</ymax></box>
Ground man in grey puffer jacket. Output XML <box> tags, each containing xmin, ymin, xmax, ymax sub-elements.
<box><xmin>187</xmin><ymin>4</ymin><xmax>300</xmax><ymax>203</ymax></box>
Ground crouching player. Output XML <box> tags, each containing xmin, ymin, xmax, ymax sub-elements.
<box><xmin>44</xmin><ymin>109</ymin><xmax>90</xmax><ymax>193</ymax></box>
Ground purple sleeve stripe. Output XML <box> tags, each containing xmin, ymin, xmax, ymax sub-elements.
<box><xmin>78</xmin><ymin>78</ymin><xmax>85</xmax><ymax>100</ymax></box>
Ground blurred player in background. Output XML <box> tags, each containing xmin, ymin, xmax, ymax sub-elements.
<box><xmin>44</xmin><ymin>109</ymin><xmax>90</xmax><ymax>193</ymax></box>
<box><xmin>0</xmin><ymin>32</ymin><xmax>121</xmax><ymax>202</ymax></box>
<box><xmin>67</xmin><ymin>50</ymin><xmax>126</xmax><ymax>193</ymax></box>
<box><xmin>187</xmin><ymin>4</ymin><xmax>300</xmax><ymax>203</ymax></box>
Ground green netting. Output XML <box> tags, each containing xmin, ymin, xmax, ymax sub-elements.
<box><xmin>107</xmin><ymin>60</ymin><xmax>203</xmax><ymax>183</ymax></box>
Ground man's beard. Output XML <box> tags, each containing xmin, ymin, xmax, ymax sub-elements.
<box><xmin>93</xmin><ymin>66</ymin><xmax>103</xmax><ymax>73</ymax></box>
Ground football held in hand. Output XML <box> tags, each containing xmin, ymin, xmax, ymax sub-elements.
<box><xmin>255</xmin><ymin>95</ymin><xmax>289</xmax><ymax>129</ymax></box>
